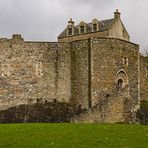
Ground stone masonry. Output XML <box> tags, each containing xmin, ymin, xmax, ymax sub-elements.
<box><xmin>0</xmin><ymin>10</ymin><xmax>147</xmax><ymax>123</ymax></box>
<box><xmin>0</xmin><ymin>35</ymin><xmax>71</xmax><ymax>110</ymax></box>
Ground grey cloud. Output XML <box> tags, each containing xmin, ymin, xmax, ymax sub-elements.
<box><xmin>0</xmin><ymin>0</ymin><xmax>147</xmax><ymax>53</ymax></box>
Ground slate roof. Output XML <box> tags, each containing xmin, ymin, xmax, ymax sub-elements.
<box><xmin>58</xmin><ymin>18</ymin><xmax>114</xmax><ymax>38</ymax></box>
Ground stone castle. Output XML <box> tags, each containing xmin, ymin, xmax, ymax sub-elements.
<box><xmin>0</xmin><ymin>10</ymin><xmax>147</xmax><ymax>123</ymax></box>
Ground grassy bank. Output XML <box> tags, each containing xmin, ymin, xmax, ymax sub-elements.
<box><xmin>0</xmin><ymin>123</ymin><xmax>147</xmax><ymax>148</ymax></box>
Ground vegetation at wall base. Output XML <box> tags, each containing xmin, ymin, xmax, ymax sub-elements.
<box><xmin>0</xmin><ymin>102</ymin><xmax>84</xmax><ymax>123</ymax></box>
<box><xmin>137</xmin><ymin>100</ymin><xmax>148</xmax><ymax>124</ymax></box>
<box><xmin>0</xmin><ymin>123</ymin><xmax>147</xmax><ymax>148</ymax></box>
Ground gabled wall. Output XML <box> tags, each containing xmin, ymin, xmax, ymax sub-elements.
<box><xmin>108</xmin><ymin>19</ymin><xmax>130</xmax><ymax>41</ymax></box>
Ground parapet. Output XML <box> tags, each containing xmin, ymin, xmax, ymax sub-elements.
<box><xmin>12</xmin><ymin>34</ymin><xmax>24</xmax><ymax>42</ymax></box>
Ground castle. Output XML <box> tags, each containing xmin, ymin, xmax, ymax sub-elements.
<box><xmin>0</xmin><ymin>10</ymin><xmax>147</xmax><ymax>123</ymax></box>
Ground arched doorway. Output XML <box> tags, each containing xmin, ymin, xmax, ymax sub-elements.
<box><xmin>117</xmin><ymin>79</ymin><xmax>124</xmax><ymax>91</ymax></box>
<box><xmin>116</xmin><ymin>70</ymin><xmax>128</xmax><ymax>91</ymax></box>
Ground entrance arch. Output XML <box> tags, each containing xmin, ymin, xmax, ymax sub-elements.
<box><xmin>115</xmin><ymin>69</ymin><xmax>129</xmax><ymax>91</ymax></box>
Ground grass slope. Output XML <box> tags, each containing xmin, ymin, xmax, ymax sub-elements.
<box><xmin>0</xmin><ymin>123</ymin><xmax>147</xmax><ymax>148</ymax></box>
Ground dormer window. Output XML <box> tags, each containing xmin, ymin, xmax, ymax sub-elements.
<box><xmin>79</xmin><ymin>21</ymin><xmax>86</xmax><ymax>34</ymax></box>
<box><xmin>92</xmin><ymin>19</ymin><xmax>99</xmax><ymax>32</ymax></box>
<box><xmin>80</xmin><ymin>26</ymin><xmax>84</xmax><ymax>34</ymax></box>
<box><xmin>68</xmin><ymin>28</ymin><xmax>72</xmax><ymax>36</ymax></box>
<box><xmin>93</xmin><ymin>23</ymin><xmax>97</xmax><ymax>32</ymax></box>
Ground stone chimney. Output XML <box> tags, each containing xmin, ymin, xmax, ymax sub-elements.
<box><xmin>67</xmin><ymin>18</ymin><xmax>75</xmax><ymax>36</ymax></box>
<box><xmin>114</xmin><ymin>9</ymin><xmax>121</xmax><ymax>19</ymax></box>
<box><xmin>68</xmin><ymin>18</ymin><xmax>74</xmax><ymax>27</ymax></box>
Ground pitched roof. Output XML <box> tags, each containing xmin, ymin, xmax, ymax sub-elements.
<box><xmin>58</xmin><ymin>18</ymin><xmax>114</xmax><ymax>38</ymax></box>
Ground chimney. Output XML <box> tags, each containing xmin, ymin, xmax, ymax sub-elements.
<box><xmin>68</xmin><ymin>18</ymin><xmax>74</xmax><ymax>27</ymax></box>
<box><xmin>67</xmin><ymin>18</ymin><xmax>75</xmax><ymax>36</ymax></box>
<box><xmin>114</xmin><ymin>9</ymin><xmax>121</xmax><ymax>19</ymax></box>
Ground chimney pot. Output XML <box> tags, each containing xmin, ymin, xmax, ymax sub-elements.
<box><xmin>114</xmin><ymin>9</ymin><xmax>121</xmax><ymax>19</ymax></box>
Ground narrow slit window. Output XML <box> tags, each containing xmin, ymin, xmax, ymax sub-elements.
<box><xmin>123</xmin><ymin>30</ymin><xmax>125</xmax><ymax>37</ymax></box>
<box><xmin>123</xmin><ymin>57</ymin><xmax>128</xmax><ymax>66</ymax></box>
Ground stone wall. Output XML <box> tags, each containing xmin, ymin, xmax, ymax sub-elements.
<box><xmin>70</xmin><ymin>40</ymin><xmax>90</xmax><ymax>109</ymax></box>
<box><xmin>140</xmin><ymin>55</ymin><xmax>148</xmax><ymax>100</ymax></box>
<box><xmin>91</xmin><ymin>38</ymin><xmax>139</xmax><ymax>107</ymax></box>
<box><xmin>88</xmin><ymin>38</ymin><xmax>140</xmax><ymax>122</ymax></box>
<box><xmin>70</xmin><ymin>37</ymin><xmax>140</xmax><ymax>123</ymax></box>
<box><xmin>0</xmin><ymin>34</ymin><xmax>142</xmax><ymax>123</ymax></box>
<box><xmin>71</xmin><ymin>90</ymin><xmax>133</xmax><ymax>123</ymax></box>
<box><xmin>0</xmin><ymin>35</ymin><xmax>71</xmax><ymax>111</ymax></box>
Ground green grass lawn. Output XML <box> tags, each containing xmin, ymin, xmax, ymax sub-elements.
<box><xmin>0</xmin><ymin>123</ymin><xmax>147</xmax><ymax>148</ymax></box>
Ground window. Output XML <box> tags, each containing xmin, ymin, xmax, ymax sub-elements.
<box><xmin>68</xmin><ymin>28</ymin><xmax>72</xmax><ymax>36</ymax></box>
<box><xmin>123</xmin><ymin>30</ymin><xmax>125</xmax><ymax>37</ymax></box>
<box><xmin>123</xmin><ymin>57</ymin><xmax>128</xmax><ymax>66</ymax></box>
<box><xmin>93</xmin><ymin>23</ymin><xmax>97</xmax><ymax>32</ymax></box>
<box><xmin>80</xmin><ymin>26</ymin><xmax>84</xmax><ymax>34</ymax></box>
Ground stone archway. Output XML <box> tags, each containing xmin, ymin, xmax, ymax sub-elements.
<box><xmin>116</xmin><ymin>69</ymin><xmax>129</xmax><ymax>91</ymax></box>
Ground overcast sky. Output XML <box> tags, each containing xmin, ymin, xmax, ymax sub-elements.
<box><xmin>0</xmin><ymin>0</ymin><xmax>147</xmax><ymax>53</ymax></box>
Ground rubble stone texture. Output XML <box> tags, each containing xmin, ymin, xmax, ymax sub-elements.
<box><xmin>0</xmin><ymin>35</ymin><xmax>146</xmax><ymax>123</ymax></box>
<box><xmin>0</xmin><ymin>10</ymin><xmax>147</xmax><ymax>123</ymax></box>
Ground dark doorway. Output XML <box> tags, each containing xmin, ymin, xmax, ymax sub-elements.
<box><xmin>117</xmin><ymin>79</ymin><xmax>123</xmax><ymax>91</ymax></box>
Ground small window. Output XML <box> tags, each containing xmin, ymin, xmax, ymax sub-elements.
<box><xmin>93</xmin><ymin>23</ymin><xmax>97</xmax><ymax>32</ymax></box>
<box><xmin>68</xmin><ymin>28</ymin><xmax>72</xmax><ymax>36</ymax></box>
<box><xmin>123</xmin><ymin>30</ymin><xmax>125</xmax><ymax>37</ymax></box>
<box><xmin>80</xmin><ymin>26</ymin><xmax>84</xmax><ymax>34</ymax></box>
<box><xmin>123</xmin><ymin>57</ymin><xmax>128</xmax><ymax>66</ymax></box>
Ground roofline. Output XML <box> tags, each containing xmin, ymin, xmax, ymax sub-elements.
<box><xmin>58</xmin><ymin>29</ymin><xmax>107</xmax><ymax>39</ymax></box>
<box><xmin>106</xmin><ymin>18</ymin><xmax>130</xmax><ymax>39</ymax></box>
<box><xmin>58</xmin><ymin>18</ymin><xmax>114</xmax><ymax>38</ymax></box>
